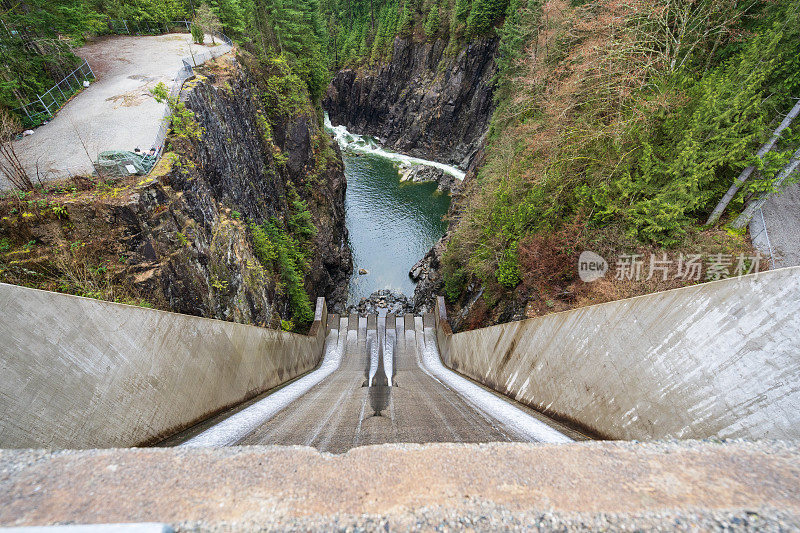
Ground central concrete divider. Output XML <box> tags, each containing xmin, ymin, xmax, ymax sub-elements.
<box><xmin>435</xmin><ymin>267</ymin><xmax>800</xmax><ymax>440</ymax></box>
<box><xmin>0</xmin><ymin>283</ymin><xmax>328</xmax><ymax>448</ymax></box>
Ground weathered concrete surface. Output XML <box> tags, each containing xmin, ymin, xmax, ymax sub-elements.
<box><xmin>0</xmin><ymin>283</ymin><xmax>327</xmax><ymax>449</ymax></box>
<box><xmin>212</xmin><ymin>315</ymin><xmax>580</xmax><ymax>450</ymax></box>
<box><xmin>0</xmin><ymin>441</ymin><xmax>798</xmax><ymax>530</ymax></box>
<box><xmin>436</xmin><ymin>267</ymin><xmax>800</xmax><ymax>440</ymax></box>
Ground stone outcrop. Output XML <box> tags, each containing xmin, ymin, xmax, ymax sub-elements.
<box><xmin>347</xmin><ymin>289</ymin><xmax>413</xmax><ymax>316</ymax></box>
<box><xmin>398</xmin><ymin>163</ymin><xmax>462</xmax><ymax>194</ymax></box>
<box><xmin>411</xmin><ymin>148</ymin><xmax>486</xmax><ymax>316</ymax></box>
<box><xmin>0</xmin><ymin>54</ymin><xmax>352</xmax><ymax>327</ymax></box>
<box><xmin>324</xmin><ymin>36</ymin><xmax>498</xmax><ymax>168</ymax></box>
<box><xmin>171</xmin><ymin>57</ymin><xmax>352</xmax><ymax>315</ymax></box>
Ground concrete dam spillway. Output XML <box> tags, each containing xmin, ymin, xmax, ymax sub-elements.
<box><xmin>2</xmin><ymin>265</ymin><xmax>800</xmax><ymax>450</ymax></box>
<box><xmin>2</xmin><ymin>265</ymin><xmax>800</xmax><ymax>530</ymax></box>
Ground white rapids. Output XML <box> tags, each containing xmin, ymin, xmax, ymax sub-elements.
<box><xmin>324</xmin><ymin>113</ymin><xmax>466</xmax><ymax>180</ymax></box>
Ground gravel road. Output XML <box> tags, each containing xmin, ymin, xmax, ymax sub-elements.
<box><xmin>5</xmin><ymin>33</ymin><xmax>225</xmax><ymax>188</ymax></box>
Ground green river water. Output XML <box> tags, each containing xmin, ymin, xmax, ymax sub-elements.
<box><xmin>325</xmin><ymin>116</ymin><xmax>460</xmax><ymax>305</ymax></box>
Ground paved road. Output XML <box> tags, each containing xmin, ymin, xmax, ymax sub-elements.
<box><xmin>6</xmin><ymin>33</ymin><xmax>226</xmax><ymax>188</ymax></box>
<box><xmin>751</xmin><ymin>182</ymin><xmax>800</xmax><ymax>268</ymax></box>
<box><xmin>173</xmin><ymin>313</ymin><xmax>583</xmax><ymax>451</ymax></box>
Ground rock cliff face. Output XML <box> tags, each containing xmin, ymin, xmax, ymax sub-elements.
<box><xmin>324</xmin><ymin>36</ymin><xmax>498</xmax><ymax>168</ymax></box>
<box><xmin>0</xmin><ymin>54</ymin><xmax>351</xmax><ymax>328</ymax></box>
<box><xmin>170</xmin><ymin>57</ymin><xmax>352</xmax><ymax>317</ymax></box>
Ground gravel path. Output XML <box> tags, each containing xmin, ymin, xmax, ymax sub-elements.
<box><xmin>5</xmin><ymin>34</ymin><xmax>226</xmax><ymax>188</ymax></box>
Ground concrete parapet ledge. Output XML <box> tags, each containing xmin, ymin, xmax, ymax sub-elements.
<box><xmin>1</xmin><ymin>441</ymin><xmax>798</xmax><ymax>531</ymax></box>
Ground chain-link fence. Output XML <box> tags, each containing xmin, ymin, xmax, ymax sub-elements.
<box><xmin>13</xmin><ymin>60</ymin><xmax>95</xmax><ymax>127</ymax></box>
<box><xmin>108</xmin><ymin>19</ymin><xmax>191</xmax><ymax>35</ymax></box>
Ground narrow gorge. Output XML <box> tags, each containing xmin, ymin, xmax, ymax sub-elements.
<box><xmin>324</xmin><ymin>34</ymin><xmax>499</xmax><ymax>313</ymax></box>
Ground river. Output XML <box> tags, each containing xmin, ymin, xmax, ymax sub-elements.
<box><xmin>325</xmin><ymin>115</ymin><xmax>463</xmax><ymax>305</ymax></box>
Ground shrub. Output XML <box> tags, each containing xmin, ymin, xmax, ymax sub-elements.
<box><xmin>190</xmin><ymin>23</ymin><xmax>205</xmax><ymax>44</ymax></box>
<box><xmin>250</xmin><ymin>220</ymin><xmax>314</xmax><ymax>324</ymax></box>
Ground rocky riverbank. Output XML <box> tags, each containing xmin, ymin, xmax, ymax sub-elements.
<box><xmin>398</xmin><ymin>163</ymin><xmax>462</xmax><ymax>194</ymax></box>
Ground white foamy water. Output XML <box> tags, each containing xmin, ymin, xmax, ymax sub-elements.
<box><xmin>324</xmin><ymin>113</ymin><xmax>466</xmax><ymax>180</ymax></box>
<box><xmin>181</xmin><ymin>326</ymin><xmax>344</xmax><ymax>447</ymax></box>
<box><xmin>417</xmin><ymin>321</ymin><xmax>573</xmax><ymax>444</ymax></box>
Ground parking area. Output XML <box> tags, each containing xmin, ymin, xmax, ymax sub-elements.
<box><xmin>6</xmin><ymin>33</ymin><xmax>225</xmax><ymax>187</ymax></box>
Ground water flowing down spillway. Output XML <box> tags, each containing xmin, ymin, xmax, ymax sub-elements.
<box><xmin>324</xmin><ymin>114</ymin><xmax>462</xmax><ymax>304</ymax></box>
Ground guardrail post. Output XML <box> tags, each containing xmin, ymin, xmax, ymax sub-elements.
<box><xmin>37</xmin><ymin>94</ymin><xmax>51</xmax><ymax>117</ymax></box>
<box><xmin>123</xmin><ymin>20</ymin><xmax>130</xmax><ymax>34</ymax></box>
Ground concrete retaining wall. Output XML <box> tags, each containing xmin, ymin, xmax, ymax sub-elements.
<box><xmin>0</xmin><ymin>283</ymin><xmax>327</xmax><ymax>448</ymax></box>
<box><xmin>435</xmin><ymin>267</ymin><xmax>800</xmax><ymax>440</ymax></box>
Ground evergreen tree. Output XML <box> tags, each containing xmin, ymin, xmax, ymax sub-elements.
<box><xmin>195</xmin><ymin>2</ymin><xmax>222</xmax><ymax>43</ymax></box>
<box><xmin>453</xmin><ymin>0</ymin><xmax>471</xmax><ymax>24</ymax></box>
<box><xmin>210</xmin><ymin>0</ymin><xmax>245</xmax><ymax>34</ymax></box>
<box><xmin>424</xmin><ymin>1</ymin><xmax>439</xmax><ymax>39</ymax></box>
<box><xmin>466</xmin><ymin>0</ymin><xmax>509</xmax><ymax>36</ymax></box>
<box><xmin>399</xmin><ymin>1</ymin><xmax>413</xmax><ymax>33</ymax></box>
<box><xmin>496</xmin><ymin>0</ymin><xmax>523</xmax><ymax>79</ymax></box>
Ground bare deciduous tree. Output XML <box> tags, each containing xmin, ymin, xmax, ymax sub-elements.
<box><xmin>194</xmin><ymin>3</ymin><xmax>221</xmax><ymax>45</ymax></box>
<box><xmin>0</xmin><ymin>108</ymin><xmax>34</xmax><ymax>191</ymax></box>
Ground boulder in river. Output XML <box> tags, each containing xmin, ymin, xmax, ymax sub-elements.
<box><xmin>347</xmin><ymin>289</ymin><xmax>413</xmax><ymax>315</ymax></box>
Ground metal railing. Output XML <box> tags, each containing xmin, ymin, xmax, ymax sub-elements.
<box><xmin>150</xmin><ymin>34</ymin><xmax>233</xmax><ymax>163</ymax></box>
<box><xmin>13</xmin><ymin>60</ymin><xmax>95</xmax><ymax>126</ymax></box>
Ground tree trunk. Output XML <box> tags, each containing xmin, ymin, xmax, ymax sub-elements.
<box><xmin>705</xmin><ymin>98</ymin><xmax>800</xmax><ymax>226</ymax></box>
<box><xmin>732</xmin><ymin>146</ymin><xmax>800</xmax><ymax>229</ymax></box>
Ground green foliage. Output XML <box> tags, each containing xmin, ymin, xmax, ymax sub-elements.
<box><xmin>587</xmin><ymin>12</ymin><xmax>800</xmax><ymax>245</ymax></box>
<box><xmin>101</xmin><ymin>0</ymin><xmax>190</xmax><ymax>23</ymax></box>
<box><xmin>444</xmin><ymin>0</ymin><xmax>800</xmax><ymax>301</ymax></box>
<box><xmin>260</xmin><ymin>55</ymin><xmax>310</xmax><ymax>115</ymax></box>
<box><xmin>245</xmin><ymin>0</ymin><xmax>330</xmax><ymax>101</ymax></box>
<box><xmin>424</xmin><ymin>2</ymin><xmax>440</xmax><ymax>40</ymax></box>
<box><xmin>466</xmin><ymin>0</ymin><xmax>508</xmax><ymax>36</ymax></box>
<box><xmin>287</xmin><ymin>186</ymin><xmax>318</xmax><ymax>238</ymax></box>
<box><xmin>191</xmin><ymin>23</ymin><xmax>205</xmax><ymax>43</ymax></box>
<box><xmin>209</xmin><ymin>0</ymin><xmax>245</xmax><ymax>34</ymax></box>
<box><xmin>250</xmin><ymin>219</ymin><xmax>314</xmax><ymax>324</ymax></box>
<box><xmin>453</xmin><ymin>0</ymin><xmax>472</xmax><ymax>25</ymax></box>
<box><xmin>150</xmin><ymin>82</ymin><xmax>204</xmax><ymax>141</ymax></box>
<box><xmin>195</xmin><ymin>2</ymin><xmax>222</xmax><ymax>43</ymax></box>
<box><xmin>496</xmin><ymin>0</ymin><xmax>541</xmax><ymax>94</ymax></box>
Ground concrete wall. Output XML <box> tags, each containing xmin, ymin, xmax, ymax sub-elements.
<box><xmin>0</xmin><ymin>283</ymin><xmax>327</xmax><ymax>448</ymax></box>
<box><xmin>435</xmin><ymin>267</ymin><xmax>800</xmax><ymax>440</ymax></box>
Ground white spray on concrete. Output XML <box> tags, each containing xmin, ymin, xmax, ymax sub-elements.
<box><xmin>418</xmin><ymin>325</ymin><xmax>573</xmax><ymax>444</ymax></box>
<box><xmin>182</xmin><ymin>326</ymin><xmax>343</xmax><ymax>447</ymax></box>
<box><xmin>324</xmin><ymin>113</ymin><xmax>465</xmax><ymax>180</ymax></box>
